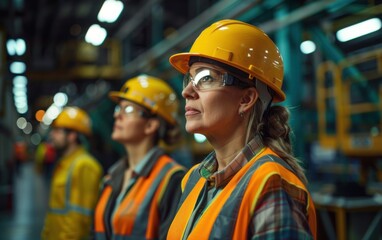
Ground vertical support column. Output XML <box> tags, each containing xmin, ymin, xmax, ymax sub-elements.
<box><xmin>336</xmin><ymin>207</ymin><xmax>347</xmax><ymax>240</ymax></box>
<box><xmin>275</xmin><ymin>5</ymin><xmax>305</xmax><ymax>165</ymax></box>
<box><xmin>151</xmin><ymin>2</ymin><xmax>163</xmax><ymax>46</ymax></box>
<box><xmin>122</xmin><ymin>36</ymin><xmax>132</xmax><ymax>67</ymax></box>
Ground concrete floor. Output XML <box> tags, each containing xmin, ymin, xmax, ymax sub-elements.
<box><xmin>0</xmin><ymin>161</ymin><xmax>49</xmax><ymax>240</ymax></box>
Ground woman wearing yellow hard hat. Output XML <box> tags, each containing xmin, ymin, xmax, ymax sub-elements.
<box><xmin>167</xmin><ymin>19</ymin><xmax>317</xmax><ymax>239</ymax></box>
<box><xmin>94</xmin><ymin>75</ymin><xmax>186</xmax><ymax>240</ymax></box>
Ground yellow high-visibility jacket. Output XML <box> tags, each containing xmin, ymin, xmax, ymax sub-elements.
<box><xmin>42</xmin><ymin>146</ymin><xmax>103</xmax><ymax>240</ymax></box>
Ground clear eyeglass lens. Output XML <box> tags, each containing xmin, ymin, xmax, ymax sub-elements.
<box><xmin>114</xmin><ymin>105</ymin><xmax>136</xmax><ymax>116</ymax></box>
<box><xmin>184</xmin><ymin>68</ymin><xmax>224</xmax><ymax>90</ymax></box>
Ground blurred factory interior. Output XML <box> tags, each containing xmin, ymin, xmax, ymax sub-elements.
<box><xmin>1</xmin><ymin>0</ymin><xmax>382</xmax><ymax>239</ymax></box>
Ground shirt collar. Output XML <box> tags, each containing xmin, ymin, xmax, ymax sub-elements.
<box><xmin>198</xmin><ymin>135</ymin><xmax>265</xmax><ymax>188</ymax></box>
<box><xmin>105</xmin><ymin>147</ymin><xmax>165</xmax><ymax>189</ymax></box>
<box><xmin>133</xmin><ymin>146</ymin><xmax>164</xmax><ymax>177</ymax></box>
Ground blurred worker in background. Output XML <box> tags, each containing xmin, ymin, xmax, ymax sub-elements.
<box><xmin>167</xmin><ymin>19</ymin><xmax>317</xmax><ymax>239</ymax></box>
<box><xmin>94</xmin><ymin>75</ymin><xmax>186</xmax><ymax>240</ymax></box>
<box><xmin>42</xmin><ymin>106</ymin><xmax>103</xmax><ymax>240</ymax></box>
<box><xmin>35</xmin><ymin>140</ymin><xmax>56</xmax><ymax>180</ymax></box>
<box><xmin>12</xmin><ymin>140</ymin><xmax>28</xmax><ymax>175</ymax></box>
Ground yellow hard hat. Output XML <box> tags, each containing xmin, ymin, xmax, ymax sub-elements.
<box><xmin>109</xmin><ymin>75</ymin><xmax>179</xmax><ymax>125</ymax></box>
<box><xmin>52</xmin><ymin>106</ymin><xmax>92</xmax><ymax>135</ymax></box>
<box><xmin>169</xmin><ymin>19</ymin><xmax>285</xmax><ymax>102</ymax></box>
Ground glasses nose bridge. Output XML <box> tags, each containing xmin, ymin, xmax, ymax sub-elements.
<box><xmin>182</xmin><ymin>80</ymin><xmax>198</xmax><ymax>98</ymax></box>
<box><xmin>113</xmin><ymin>106</ymin><xmax>122</xmax><ymax>117</ymax></box>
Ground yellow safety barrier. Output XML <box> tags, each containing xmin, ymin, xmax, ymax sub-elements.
<box><xmin>317</xmin><ymin>49</ymin><xmax>382</xmax><ymax>157</ymax></box>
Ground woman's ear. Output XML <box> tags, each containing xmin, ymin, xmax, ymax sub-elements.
<box><xmin>67</xmin><ymin>131</ymin><xmax>78</xmax><ymax>143</ymax></box>
<box><xmin>239</xmin><ymin>88</ymin><xmax>258</xmax><ymax>114</ymax></box>
<box><xmin>144</xmin><ymin>118</ymin><xmax>161</xmax><ymax>135</ymax></box>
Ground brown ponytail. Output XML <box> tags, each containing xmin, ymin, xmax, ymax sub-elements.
<box><xmin>162</xmin><ymin>123</ymin><xmax>182</xmax><ymax>145</ymax></box>
<box><xmin>154</xmin><ymin>118</ymin><xmax>182</xmax><ymax>146</ymax></box>
<box><xmin>251</xmin><ymin>102</ymin><xmax>308</xmax><ymax>184</ymax></box>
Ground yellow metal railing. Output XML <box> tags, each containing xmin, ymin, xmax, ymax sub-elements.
<box><xmin>317</xmin><ymin>49</ymin><xmax>382</xmax><ymax>156</ymax></box>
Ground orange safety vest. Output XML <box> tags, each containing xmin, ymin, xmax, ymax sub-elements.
<box><xmin>168</xmin><ymin>148</ymin><xmax>317</xmax><ymax>240</ymax></box>
<box><xmin>94</xmin><ymin>155</ymin><xmax>184</xmax><ymax>240</ymax></box>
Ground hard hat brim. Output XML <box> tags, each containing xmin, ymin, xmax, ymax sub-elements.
<box><xmin>108</xmin><ymin>91</ymin><xmax>127</xmax><ymax>103</ymax></box>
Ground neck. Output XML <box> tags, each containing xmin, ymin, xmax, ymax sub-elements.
<box><xmin>61</xmin><ymin>144</ymin><xmax>80</xmax><ymax>158</ymax></box>
<box><xmin>124</xmin><ymin>139</ymin><xmax>155</xmax><ymax>169</ymax></box>
<box><xmin>208</xmin><ymin>129</ymin><xmax>247</xmax><ymax>171</ymax></box>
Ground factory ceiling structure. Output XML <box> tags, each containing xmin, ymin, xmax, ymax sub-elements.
<box><xmin>2</xmin><ymin>2</ymin><xmax>382</xmax><ymax>239</ymax></box>
<box><xmin>1</xmin><ymin>0</ymin><xmax>382</xmax><ymax>136</ymax></box>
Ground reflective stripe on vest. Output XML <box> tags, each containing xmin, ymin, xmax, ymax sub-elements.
<box><xmin>95</xmin><ymin>156</ymin><xmax>183</xmax><ymax>239</ymax></box>
<box><xmin>168</xmin><ymin>148</ymin><xmax>316</xmax><ymax>240</ymax></box>
<box><xmin>48</xmin><ymin>157</ymin><xmax>93</xmax><ymax>216</ymax></box>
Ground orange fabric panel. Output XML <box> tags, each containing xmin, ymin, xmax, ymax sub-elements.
<box><xmin>112</xmin><ymin>156</ymin><xmax>173</xmax><ymax>235</ymax></box>
<box><xmin>185</xmin><ymin>148</ymin><xmax>270</xmax><ymax>239</ymax></box>
<box><xmin>167</xmin><ymin>178</ymin><xmax>205</xmax><ymax>239</ymax></box>
<box><xmin>308</xmin><ymin>197</ymin><xmax>317</xmax><ymax>238</ymax></box>
<box><xmin>94</xmin><ymin>186</ymin><xmax>112</xmax><ymax>232</ymax></box>
<box><xmin>145</xmin><ymin>165</ymin><xmax>183</xmax><ymax>239</ymax></box>
<box><xmin>181</xmin><ymin>164</ymin><xmax>199</xmax><ymax>191</ymax></box>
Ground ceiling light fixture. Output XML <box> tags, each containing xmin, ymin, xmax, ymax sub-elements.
<box><xmin>98</xmin><ymin>0</ymin><xmax>124</xmax><ymax>23</ymax></box>
<box><xmin>336</xmin><ymin>18</ymin><xmax>382</xmax><ymax>42</ymax></box>
<box><xmin>6</xmin><ymin>39</ymin><xmax>26</xmax><ymax>56</ymax></box>
<box><xmin>85</xmin><ymin>24</ymin><xmax>108</xmax><ymax>46</ymax></box>
<box><xmin>300</xmin><ymin>40</ymin><xmax>316</xmax><ymax>54</ymax></box>
<box><xmin>10</xmin><ymin>61</ymin><xmax>26</xmax><ymax>74</ymax></box>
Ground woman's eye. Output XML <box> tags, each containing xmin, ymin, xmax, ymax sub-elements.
<box><xmin>124</xmin><ymin>106</ymin><xmax>134</xmax><ymax>113</ymax></box>
<box><xmin>200</xmin><ymin>75</ymin><xmax>214</xmax><ymax>83</ymax></box>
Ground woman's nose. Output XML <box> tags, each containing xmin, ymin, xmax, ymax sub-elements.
<box><xmin>182</xmin><ymin>82</ymin><xmax>198</xmax><ymax>99</ymax></box>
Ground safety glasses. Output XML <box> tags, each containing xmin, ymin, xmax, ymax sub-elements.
<box><xmin>183</xmin><ymin>67</ymin><xmax>251</xmax><ymax>91</ymax></box>
<box><xmin>114</xmin><ymin>105</ymin><xmax>152</xmax><ymax>118</ymax></box>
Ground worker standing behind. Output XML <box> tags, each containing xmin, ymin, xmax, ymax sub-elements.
<box><xmin>94</xmin><ymin>75</ymin><xmax>186</xmax><ymax>240</ymax></box>
<box><xmin>42</xmin><ymin>106</ymin><xmax>103</xmax><ymax>240</ymax></box>
<box><xmin>167</xmin><ymin>19</ymin><xmax>317</xmax><ymax>239</ymax></box>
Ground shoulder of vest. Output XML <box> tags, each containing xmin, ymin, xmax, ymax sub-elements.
<box><xmin>69</xmin><ymin>153</ymin><xmax>100</xmax><ymax>172</ymax></box>
<box><xmin>254</xmin><ymin>153</ymin><xmax>296</xmax><ymax>176</ymax></box>
<box><xmin>107</xmin><ymin>158</ymin><xmax>125</xmax><ymax>175</ymax></box>
<box><xmin>181</xmin><ymin>164</ymin><xmax>201</xmax><ymax>191</ymax></box>
<box><xmin>158</xmin><ymin>155</ymin><xmax>187</xmax><ymax>171</ymax></box>
<box><xmin>246</xmin><ymin>153</ymin><xmax>309</xmax><ymax>198</ymax></box>
<box><xmin>183</xmin><ymin>164</ymin><xmax>200</xmax><ymax>182</ymax></box>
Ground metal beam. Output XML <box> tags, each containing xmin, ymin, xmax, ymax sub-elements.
<box><xmin>120</xmin><ymin>0</ymin><xmax>356</xmax><ymax>78</ymax></box>
<box><xmin>259</xmin><ymin>0</ymin><xmax>355</xmax><ymax>33</ymax></box>
<box><xmin>120</xmin><ymin>0</ymin><xmax>261</xmax><ymax>76</ymax></box>
<box><xmin>114</xmin><ymin>0</ymin><xmax>161</xmax><ymax>39</ymax></box>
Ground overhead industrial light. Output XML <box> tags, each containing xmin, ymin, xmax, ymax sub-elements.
<box><xmin>98</xmin><ymin>0</ymin><xmax>124</xmax><ymax>23</ymax></box>
<box><xmin>13</xmin><ymin>75</ymin><xmax>28</xmax><ymax>87</ymax></box>
<box><xmin>43</xmin><ymin>104</ymin><xmax>62</xmax><ymax>125</ymax></box>
<box><xmin>6</xmin><ymin>38</ymin><xmax>26</xmax><ymax>56</ymax></box>
<box><xmin>194</xmin><ymin>133</ymin><xmax>207</xmax><ymax>143</ymax></box>
<box><xmin>85</xmin><ymin>24</ymin><xmax>108</xmax><ymax>46</ymax></box>
<box><xmin>10</xmin><ymin>61</ymin><xmax>26</xmax><ymax>74</ymax></box>
<box><xmin>13</xmin><ymin>75</ymin><xmax>28</xmax><ymax>115</ymax></box>
<box><xmin>53</xmin><ymin>92</ymin><xmax>68</xmax><ymax>107</ymax></box>
<box><xmin>300</xmin><ymin>40</ymin><xmax>316</xmax><ymax>54</ymax></box>
<box><xmin>336</xmin><ymin>18</ymin><xmax>382</xmax><ymax>42</ymax></box>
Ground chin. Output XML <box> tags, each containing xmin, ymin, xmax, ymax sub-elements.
<box><xmin>111</xmin><ymin>133</ymin><xmax>121</xmax><ymax>142</ymax></box>
<box><xmin>185</xmin><ymin>123</ymin><xmax>204</xmax><ymax>134</ymax></box>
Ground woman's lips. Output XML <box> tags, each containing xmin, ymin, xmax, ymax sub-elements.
<box><xmin>185</xmin><ymin>106</ymin><xmax>200</xmax><ymax>116</ymax></box>
<box><xmin>113</xmin><ymin>124</ymin><xmax>122</xmax><ymax>130</ymax></box>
